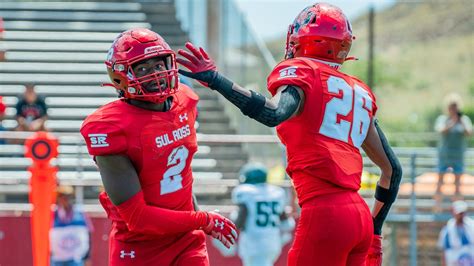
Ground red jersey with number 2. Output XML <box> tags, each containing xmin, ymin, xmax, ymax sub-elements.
<box><xmin>80</xmin><ymin>84</ymin><xmax>198</xmax><ymax>244</ymax></box>
<box><xmin>267</xmin><ymin>58</ymin><xmax>378</xmax><ymax>206</ymax></box>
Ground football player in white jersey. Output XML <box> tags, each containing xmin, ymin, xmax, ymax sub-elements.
<box><xmin>232</xmin><ymin>163</ymin><xmax>295</xmax><ymax>266</ymax></box>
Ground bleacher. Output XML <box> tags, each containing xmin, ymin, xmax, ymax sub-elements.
<box><xmin>0</xmin><ymin>1</ymin><xmax>247</xmax><ymax>204</ymax></box>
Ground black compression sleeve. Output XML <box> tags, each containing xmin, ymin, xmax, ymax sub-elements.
<box><xmin>253</xmin><ymin>86</ymin><xmax>301</xmax><ymax>127</ymax></box>
<box><xmin>372</xmin><ymin>120</ymin><xmax>403</xmax><ymax>235</ymax></box>
<box><xmin>207</xmin><ymin>72</ymin><xmax>251</xmax><ymax>110</ymax></box>
<box><xmin>208</xmin><ymin>72</ymin><xmax>301</xmax><ymax>127</ymax></box>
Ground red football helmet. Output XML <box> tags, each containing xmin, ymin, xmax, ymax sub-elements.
<box><xmin>285</xmin><ymin>3</ymin><xmax>354</xmax><ymax>65</ymax></box>
<box><xmin>105</xmin><ymin>28</ymin><xmax>178</xmax><ymax>103</ymax></box>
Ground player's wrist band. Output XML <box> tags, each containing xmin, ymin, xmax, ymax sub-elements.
<box><xmin>374</xmin><ymin>184</ymin><xmax>397</xmax><ymax>203</ymax></box>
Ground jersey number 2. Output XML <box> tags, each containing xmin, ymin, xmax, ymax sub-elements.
<box><xmin>319</xmin><ymin>76</ymin><xmax>373</xmax><ymax>148</ymax></box>
<box><xmin>161</xmin><ymin>145</ymin><xmax>189</xmax><ymax>195</ymax></box>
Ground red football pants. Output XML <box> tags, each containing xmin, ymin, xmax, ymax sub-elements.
<box><xmin>288</xmin><ymin>191</ymin><xmax>373</xmax><ymax>266</ymax></box>
<box><xmin>109</xmin><ymin>230</ymin><xmax>209</xmax><ymax>266</ymax></box>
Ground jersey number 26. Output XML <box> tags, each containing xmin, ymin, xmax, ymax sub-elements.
<box><xmin>319</xmin><ymin>76</ymin><xmax>373</xmax><ymax>148</ymax></box>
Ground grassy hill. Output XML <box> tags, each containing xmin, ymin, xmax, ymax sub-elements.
<box><xmin>265</xmin><ymin>0</ymin><xmax>474</xmax><ymax>133</ymax></box>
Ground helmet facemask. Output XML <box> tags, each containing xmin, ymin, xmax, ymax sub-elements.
<box><xmin>126</xmin><ymin>54</ymin><xmax>178</xmax><ymax>103</ymax></box>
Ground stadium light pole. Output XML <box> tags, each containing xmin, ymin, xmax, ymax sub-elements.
<box><xmin>367</xmin><ymin>5</ymin><xmax>375</xmax><ymax>90</ymax></box>
<box><xmin>409</xmin><ymin>153</ymin><xmax>418</xmax><ymax>266</ymax></box>
<box><xmin>207</xmin><ymin>0</ymin><xmax>221</xmax><ymax>69</ymax></box>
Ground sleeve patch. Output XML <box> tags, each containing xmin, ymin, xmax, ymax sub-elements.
<box><xmin>267</xmin><ymin>59</ymin><xmax>315</xmax><ymax>96</ymax></box>
<box><xmin>80</xmin><ymin>121</ymin><xmax>128</xmax><ymax>156</ymax></box>
<box><xmin>88</xmin><ymin>133</ymin><xmax>109</xmax><ymax>148</ymax></box>
<box><xmin>278</xmin><ymin>66</ymin><xmax>298</xmax><ymax>79</ymax></box>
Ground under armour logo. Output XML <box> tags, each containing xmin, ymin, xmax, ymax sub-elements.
<box><xmin>215</xmin><ymin>220</ymin><xmax>225</xmax><ymax>230</ymax></box>
<box><xmin>120</xmin><ymin>250</ymin><xmax>135</xmax><ymax>259</ymax></box>
<box><xmin>179</xmin><ymin>113</ymin><xmax>188</xmax><ymax>122</ymax></box>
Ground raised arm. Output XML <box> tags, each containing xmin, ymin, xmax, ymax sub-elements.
<box><xmin>177</xmin><ymin>42</ymin><xmax>304</xmax><ymax>127</ymax></box>
<box><xmin>460</xmin><ymin>115</ymin><xmax>473</xmax><ymax>136</ymax></box>
<box><xmin>95</xmin><ymin>155</ymin><xmax>237</xmax><ymax>247</ymax></box>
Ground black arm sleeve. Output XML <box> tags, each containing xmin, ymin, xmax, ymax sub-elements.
<box><xmin>208</xmin><ymin>72</ymin><xmax>301</xmax><ymax>127</ymax></box>
<box><xmin>253</xmin><ymin>87</ymin><xmax>301</xmax><ymax>127</ymax></box>
<box><xmin>372</xmin><ymin>120</ymin><xmax>403</xmax><ymax>235</ymax></box>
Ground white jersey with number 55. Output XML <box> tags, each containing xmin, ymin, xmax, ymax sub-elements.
<box><xmin>232</xmin><ymin>183</ymin><xmax>286</xmax><ymax>239</ymax></box>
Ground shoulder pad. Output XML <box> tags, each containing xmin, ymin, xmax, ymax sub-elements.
<box><xmin>267</xmin><ymin>58</ymin><xmax>315</xmax><ymax>96</ymax></box>
<box><xmin>231</xmin><ymin>184</ymin><xmax>256</xmax><ymax>204</ymax></box>
<box><xmin>177</xmin><ymin>84</ymin><xmax>199</xmax><ymax>103</ymax></box>
<box><xmin>80</xmin><ymin>113</ymin><xmax>127</xmax><ymax>156</ymax></box>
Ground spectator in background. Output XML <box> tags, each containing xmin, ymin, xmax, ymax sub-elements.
<box><xmin>50</xmin><ymin>185</ymin><xmax>93</xmax><ymax>266</ymax></box>
<box><xmin>438</xmin><ymin>200</ymin><xmax>474</xmax><ymax>266</ymax></box>
<box><xmin>434</xmin><ymin>94</ymin><xmax>473</xmax><ymax>210</ymax></box>
<box><xmin>15</xmin><ymin>84</ymin><xmax>48</xmax><ymax>132</ymax></box>
<box><xmin>0</xmin><ymin>96</ymin><xmax>6</xmax><ymax>144</ymax></box>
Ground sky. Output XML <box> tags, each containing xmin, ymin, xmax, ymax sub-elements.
<box><xmin>235</xmin><ymin>0</ymin><xmax>396</xmax><ymax>40</ymax></box>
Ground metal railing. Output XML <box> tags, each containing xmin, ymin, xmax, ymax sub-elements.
<box><xmin>1</xmin><ymin>131</ymin><xmax>473</xmax><ymax>179</ymax></box>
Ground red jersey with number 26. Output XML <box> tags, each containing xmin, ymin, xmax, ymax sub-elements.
<box><xmin>80</xmin><ymin>84</ymin><xmax>198</xmax><ymax>244</ymax></box>
<box><xmin>267</xmin><ymin>58</ymin><xmax>378</xmax><ymax>206</ymax></box>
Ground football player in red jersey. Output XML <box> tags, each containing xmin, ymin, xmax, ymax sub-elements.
<box><xmin>80</xmin><ymin>28</ymin><xmax>237</xmax><ymax>266</ymax></box>
<box><xmin>177</xmin><ymin>3</ymin><xmax>402</xmax><ymax>266</ymax></box>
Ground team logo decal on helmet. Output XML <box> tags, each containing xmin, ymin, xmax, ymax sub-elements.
<box><xmin>292</xmin><ymin>7</ymin><xmax>313</xmax><ymax>34</ymax></box>
<box><xmin>104</xmin><ymin>28</ymin><xmax>179</xmax><ymax>103</ymax></box>
<box><xmin>239</xmin><ymin>163</ymin><xmax>268</xmax><ymax>184</ymax></box>
<box><xmin>285</xmin><ymin>3</ymin><xmax>354</xmax><ymax>65</ymax></box>
<box><xmin>144</xmin><ymin>46</ymin><xmax>164</xmax><ymax>54</ymax></box>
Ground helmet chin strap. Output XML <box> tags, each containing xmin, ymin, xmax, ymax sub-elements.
<box><xmin>101</xmin><ymin>83</ymin><xmax>115</xmax><ymax>88</ymax></box>
<box><xmin>345</xmin><ymin>56</ymin><xmax>358</xmax><ymax>61</ymax></box>
<box><xmin>101</xmin><ymin>83</ymin><xmax>124</xmax><ymax>98</ymax></box>
<box><xmin>303</xmin><ymin>57</ymin><xmax>342</xmax><ymax>70</ymax></box>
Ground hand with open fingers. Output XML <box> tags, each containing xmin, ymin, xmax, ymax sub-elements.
<box><xmin>365</xmin><ymin>234</ymin><xmax>383</xmax><ymax>266</ymax></box>
<box><xmin>177</xmin><ymin>42</ymin><xmax>218</xmax><ymax>87</ymax></box>
<box><xmin>201</xmin><ymin>211</ymin><xmax>238</xmax><ymax>249</ymax></box>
